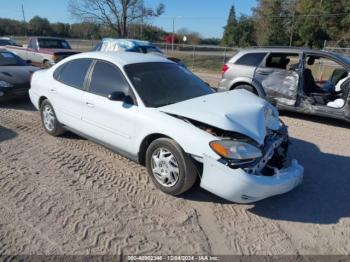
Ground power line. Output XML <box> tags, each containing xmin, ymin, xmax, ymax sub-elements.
<box><xmin>156</xmin><ymin>12</ymin><xmax>350</xmax><ymax>20</ymax></box>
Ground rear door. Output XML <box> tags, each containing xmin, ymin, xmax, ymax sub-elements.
<box><xmin>50</xmin><ymin>58</ymin><xmax>92</xmax><ymax>129</ymax></box>
<box><xmin>255</xmin><ymin>52</ymin><xmax>301</xmax><ymax>106</ymax></box>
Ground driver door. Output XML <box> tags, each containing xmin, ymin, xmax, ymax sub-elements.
<box><xmin>255</xmin><ymin>52</ymin><xmax>301</xmax><ymax>107</ymax></box>
<box><xmin>81</xmin><ymin>60</ymin><xmax>139</xmax><ymax>155</ymax></box>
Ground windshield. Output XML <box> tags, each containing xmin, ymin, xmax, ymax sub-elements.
<box><xmin>0</xmin><ymin>51</ymin><xmax>27</xmax><ymax>66</ymax></box>
<box><xmin>38</xmin><ymin>39</ymin><xmax>71</xmax><ymax>49</ymax></box>
<box><xmin>124</xmin><ymin>62</ymin><xmax>214</xmax><ymax>107</ymax></box>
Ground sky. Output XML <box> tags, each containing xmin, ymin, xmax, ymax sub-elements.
<box><xmin>0</xmin><ymin>0</ymin><xmax>257</xmax><ymax>38</ymax></box>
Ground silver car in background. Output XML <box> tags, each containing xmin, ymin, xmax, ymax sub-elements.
<box><xmin>219</xmin><ymin>47</ymin><xmax>350</xmax><ymax>122</ymax></box>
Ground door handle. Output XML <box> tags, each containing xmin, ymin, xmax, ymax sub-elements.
<box><xmin>86</xmin><ymin>102</ymin><xmax>95</xmax><ymax>108</ymax></box>
<box><xmin>49</xmin><ymin>88</ymin><xmax>57</xmax><ymax>93</ymax></box>
<box><xmin>256</xmin><ymin>70</ymin><xmax>271</xmax><ymax>75</ymax></box>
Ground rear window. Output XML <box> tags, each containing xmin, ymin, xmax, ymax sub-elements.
<box><xmin>235</xmin><ymin>52</ymin><xmax>266</xmax><ymax>66</ymax></box>
<box><xmin>54</xmin><ymin>59</ymin><xmax>92</xmax><ymax>89</ymax></box>
<box><xmin>38</xmin><ymin>38</ymin><xmax>71</xmax><ymax>49</ymax></box>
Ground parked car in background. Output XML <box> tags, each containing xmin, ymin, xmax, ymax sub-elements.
<box><xmin>29</xmin><ymin>52</ymin><xmax>303</xmax><ymax>203</ymax></box>
<box><xmin>5</xmin><ymin>37</ymin><xmax>80</xmax><ymax>68</ymax></box>
<box><xmin>220</xmin><ymin>47</ymin><xmax>350</xmax><ymax>122</ymax></box>
<box><xmin>0</xmin><ymin>37</ymin><xmax>21</xmax><ymax>47</ymax></box>
<box><xmin>92</xmin><ymin>38</ymin><xmax>186</xmax><ymax>67</ymax></box>
<box><xmin>0</xmin><ymin>49</ymin><xmax>39</xmax><ymax>101</ymax></box>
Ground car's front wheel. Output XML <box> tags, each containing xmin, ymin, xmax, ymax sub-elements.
<box><xmin>146</xmin><ymin>138</ymin><xmax>197</xmax><ymax>196</ymax></box>
<box><xmin>40</xmin><ymin>99</ymin><xmax>65</xmax><ymax>136</ymax></box>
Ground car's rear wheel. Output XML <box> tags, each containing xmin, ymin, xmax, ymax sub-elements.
<box><xmin>234</xmin><ymin>84</ymin><xmax>258</xmax><ymax>95</ymax></box>
<box><xmin>40</xmin><ymin>99</ymin><xmax>65</xmax><ymax>136</ymax></box>
<box><xmin>146</xmin><ymin>138</ymin><xmax>197</xmax><ymax>196</ymax></box>
<box><xmin>43</xmin><ymin>60</ymin><xmax>51</xmax><ymax>68</ymax></box>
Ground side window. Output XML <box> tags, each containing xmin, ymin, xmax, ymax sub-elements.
<box><xmin>55</xmin><ymin>59</ymin><xmax>92</xmax><ymax>89</ymax></box>
<box><xmin>235</xmin><ymin>52</ymin><xmax>266</xmax><ymax>66</ymax></box>
<box><xmin>89</xmin><ymin>61</ymin><xmax>129</xmax><ymax>97</ymax></box>
<box><xmin>265</xmin><ymin>53</ymin><xmax>299</xmax><ymax>70</ymax></box>
<box><xmin>305</xmin><ymin>55</ymin><xmax>347</xmax><ymax>84</ymax></box>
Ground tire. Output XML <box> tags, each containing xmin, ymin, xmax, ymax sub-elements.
<box><xmin>43</xmin><ymin>60</ymin><xmax>51</xmax><ymax>68</ymax></box>
<box><xmin>145</xmin><ymin>138</ymin><xmax>197</xmax><ymax>196</ymax></box>
<box><xmin>40</xmin><ymin>99</ymin><xmax>65</xmax><ymax>136</ymax></box>
<box><xmin>234</xmin><ymin>84</ymin><xmax>258</xmax><ymax>95</ymax></box>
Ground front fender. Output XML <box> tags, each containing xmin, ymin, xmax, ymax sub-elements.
<box><xmin>132</xmin><ymin>109</ymin><xmax>220</xmax><ymax>161</ymax></box>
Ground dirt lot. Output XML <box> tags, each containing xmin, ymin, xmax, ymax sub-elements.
<box><xmin>0</xmin><ymin>74</ymin><xmax>350</xmax><ymax>256</ymax></box>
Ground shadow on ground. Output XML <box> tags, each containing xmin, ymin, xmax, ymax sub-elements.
<box><xmin>183</xmin><ymin>137</ymin><xmax>350</xmax><ymax>225</ymax></box>
<box><xmin>0</xmin><ymin>125</ymin><xmax>17</xmax><ymax>142</ymax></box>
<box><xmin>0</xmin><ymin>98</ymin><xmax>36</xmax><ymax>111</ymax></box>
<box><xmin>280</xmin><ymin>110</ymin><xmax>350</xmax><ymax>128</ymax></box>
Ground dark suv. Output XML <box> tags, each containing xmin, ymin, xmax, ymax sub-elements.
<box><xmin>219</xmin><ymin>48</ymin><xmax>350</xmax><ymax>122</ymax></box>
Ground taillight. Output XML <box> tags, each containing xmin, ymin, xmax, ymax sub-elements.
<box><xmin>221</xmin><ymin>64</ymin><xmax>229</xmax><ymax>75</ymax></box>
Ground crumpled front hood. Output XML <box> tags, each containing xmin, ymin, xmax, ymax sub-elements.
<box><xmin>159</xmin><ymin>90</ymin><xmax>275</xmax><ymax>145</ymax></box>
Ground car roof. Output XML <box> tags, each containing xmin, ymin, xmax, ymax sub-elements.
<box><xmin>238</xmin><ymin>47</ymin><xmax>350</xmax><ymax>67</ymax></box>
<box><xmin>240</xmin><ymin>46</ymin><xmax>340</xmax><ymax>55</ymax></box>
<box><xmin>65</xmin><ymin>51</ymin><xmax>171</xmax><ymax>67</ymax></box>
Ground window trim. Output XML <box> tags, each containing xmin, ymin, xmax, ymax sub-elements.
<box><xmin>259</xmin><ymin>51</ymin><xmax>302</xmax><ymax>70</ymax></box>
<box><xmin>85</xmin><ymin>59</ymin><xmax>138</xmax><ymax>105</ymax></box>
<box><xmin>53</xmin><ymin>58</ymin><xmax>93</xmax><ymax>90</ymax></box>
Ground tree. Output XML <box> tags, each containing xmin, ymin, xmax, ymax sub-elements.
<box><xmin>252</xmin><ymin>0</ymin><xmax>290</xmax><ymax>46</ymax></box>
<box><xmin>221</xmin><ymin>5</ymin><xmax>238</xmax><ymax>46</ymax></box>
<box><xmin>295</xmin><ymin>0</ymin><xmax>350</xmax><ymax>48</ymax></box>
<box><xmin>68</xmin><ymin>0</ymin><xmax>165</xmax><ymax>38</ymax></box>
<box><xmin>70</xmin><ymin>22</ymin><xmax>101</xmax><ymax>39</ymax></box>
<box><xmin>51</xmin><ymin>23</ymin><xmax>71</xmax><ymax>37</ymax></box>
<box><xmin>28</xmin><ymin>16</ymin><xmax>52</xmax><ymax>36</ymax></box>
<box><xmin>236</xmin><ymin>15</ymin><xmax>256</xmax><ymax>47</ymax></box>
<box><xmin>0</xmin><ymin>18</ymin><xmax>26</xmax><ymax>36</ymax></box>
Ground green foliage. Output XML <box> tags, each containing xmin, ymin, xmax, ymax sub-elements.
<box><xmin>296</xmin><ymin>0</ymin><xmax>350</xmax><ymax>47</ymax></box>
<box><xmin>221</xmin><ymin>5</ymin><xmax>238</xmax><ymax>46</ymax></box>
<box><xmin>252</xmin><ymin>0</ymin><xmax>291</xmax><ymax>46</ymax></box>
<box><xmin>0</xmin><ymin>18</ymin><xmax>26</xmax><ymax>36</ymax></box>
<box><xmin>221</xmin><ymin>5</ymin><xmax>256</xmax><ymax>47</ymax></box>
<box><xmin>0</xmin><ymin>17</ymin><xmax>167</xmax><ymax>42</ymax></box>
<box><xmin>28</xmin><ymin>16</ymin><xmax>51</xmax><ymax>36</ymax></box>
<box><xmin>250</xmin><ymin>0</ymin><xmax>350</xmax><ymax>48</ymax></box>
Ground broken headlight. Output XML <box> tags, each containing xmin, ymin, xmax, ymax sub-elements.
<box><xmin>209</xmin><ymin>140</ymin><xmax>262</xmax><ymax>160</ymax></box>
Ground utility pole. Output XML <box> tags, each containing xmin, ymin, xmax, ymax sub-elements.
<box><xmin>140</xmin><ymin>0</ymin><xmax>144</xmax><ymax>40</ymax></box>
<box><xmin>21</xmin><ymin>4</ymin><xmax>27</xmax><ymax>37</ymax></box>
<box><xmin>289</xmin><ymin>10</ymin><xmax>295</xmax><ymax>47</ymax></box>
<box><xmin>171</xmin><ymin>16</ymin><xmax>181</xmax><ymax>52</ymax></box>
<box><xmin>172</xmin><ymin>17</ymin><xmax>174</xmax><ymax>52</ymax></box>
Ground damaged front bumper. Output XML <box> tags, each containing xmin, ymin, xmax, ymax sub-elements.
<box><xmin>200</xmin><ymin>154</ymin><xmax>303</xmax><ymax>203</ymax></box>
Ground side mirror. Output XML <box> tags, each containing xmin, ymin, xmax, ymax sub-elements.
<box><xmin>108</xmin><ymin>91</ymin><xmax>126</xmax><ymax>101</ymax></box>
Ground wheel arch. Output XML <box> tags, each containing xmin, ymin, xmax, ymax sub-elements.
<box><xmin>38</xmin><ymin>96</ymin><xmax>48</xmax><ymax>108</ymax></box>
<box><xmin>138</xmin><ymin>133</ymin><xmax>172</xmax><ymax>165</ymax></box>
<box><xmin>230</xmin><ymin>81</ymin><xmax>266</xmax><ymax>97</ymax></box>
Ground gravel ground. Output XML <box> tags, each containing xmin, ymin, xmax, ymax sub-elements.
<box><xmin>0</xmin><ymin>74</ymin><xmax>349</xmax><ymax>256</ymax></box>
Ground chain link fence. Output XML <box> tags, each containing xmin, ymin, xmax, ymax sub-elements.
<box><xmin>10</xmin><ymin>37</ymin><xmax>239</xmax><ymax>75</ymax></box>
<box><xmin>323</xmin><ymin>40</ymin><xmax>350</xmax><ymax>56</ymax></box>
